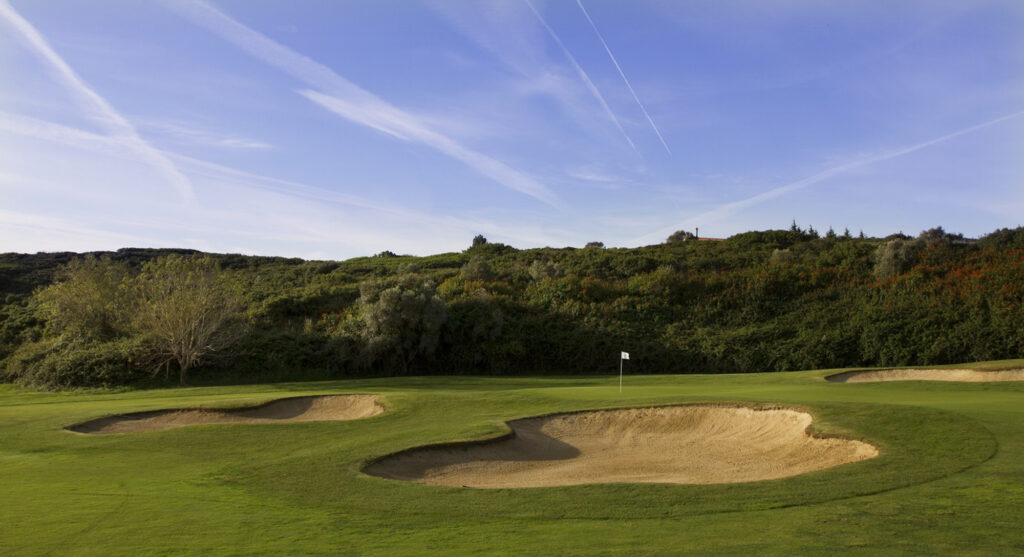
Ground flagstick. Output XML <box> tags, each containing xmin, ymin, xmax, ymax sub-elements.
<box><xmin>619</xmin><ymin>357</ymin><xmax>623</xmax><ymax>393</ymax></box>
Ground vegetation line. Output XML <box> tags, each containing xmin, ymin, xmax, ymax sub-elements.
<box><xmin>2</xmin><ymin>225</ymin><xmax>1022</xmax><ymax>389</ymax></box>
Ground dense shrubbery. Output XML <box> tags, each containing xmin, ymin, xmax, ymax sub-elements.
<box><xmin>2</xmin><ymin>254</ymin><xmax>245</xmax><ymax>387</ymax></box>
<box><xmin>3</xmin><ymin>337</ymin><xmax>144</xmax><ymax>389</ymax></box>
<box><xmin>1</xmin><ymin>225</ymin><xmax>1022</xmax><ymax>388</ymax></box>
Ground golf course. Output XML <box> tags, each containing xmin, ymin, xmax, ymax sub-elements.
<box><xmin>3</xmin><ymin>0</ymin><xmax>1022</xmax><ymax>553</ymax></box>
<box><xmin>3</xmin><ymin>360</ymin><xmax>1023</xmax><ymax>555</ymax></box>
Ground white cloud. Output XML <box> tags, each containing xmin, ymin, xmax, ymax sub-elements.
<box><xmin>524</xmin><ymin>0</ymin><xmax>637</xmax><ymax>153</ymax></box>
<box><xmin>137</xmin><ymin>120</ymin><xmax>273</xmax><ymax>150</ymax></box>
<box><xmin>631</xmin><ymin>109</ymin><xmax>1024</xmax><ymax>245</ymax></box>
<box><xmin>564</xmin><ymin>165</ymin><xmax>629</xmax><ymax>190</ymax></box>
<box><xmin>163</xmin><ymin>0</ymin><xmax>560</xmax><ymax>207</ymax></box>
<box><xmin>298</xmin><ymin>89</ymin><xmax>561</xmax><ymax>207</ymax></box>
<box><xmin>431</xmin><ymin>0</ymin><xmax>640</xmax><ymax>154</ymax></box>
<box><xmin>0</xmin><ymin>210</ymin><xmax>167</xmax><ymax>253</ymax></box>
<box><xmin>0</xmin><ymin>111</ymin><xmax>576</xmax><ymax>256</ymax></box>
<box><xmin>0</xmin><ymin>0</ymin><xmax>195</xmax><ymax>202</ymax></box>
<box><xmin>576</xmin><ymin>0</ymin><xmax>671</xmax><ymax>154</ymax></box>
<box><xmin>0</xmin><ymin>110</ymin><xmax>129</xmax><ymax>155</ymax></box>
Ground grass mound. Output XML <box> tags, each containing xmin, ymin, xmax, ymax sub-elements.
<box><xmin>827</xmin><ymin>368</ymin><xmax>1024</xmax><ymax>383</ymax></box>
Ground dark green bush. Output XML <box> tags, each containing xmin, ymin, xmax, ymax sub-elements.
<box><xmin>4</xmin><ymin>337</ymin><xmax>143</xmax><ymax>389</ymax></box>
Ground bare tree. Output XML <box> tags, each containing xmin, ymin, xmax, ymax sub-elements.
<box><xmin>131</xmin><ymin>255</ymin><xmax>245</xmax><ymax>384</ymax></box>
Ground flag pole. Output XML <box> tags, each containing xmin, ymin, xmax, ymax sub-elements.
<box><xmin>618</xmin><ymin>351</ymin><xmax>629</xmax><ymax>393</ymax></box>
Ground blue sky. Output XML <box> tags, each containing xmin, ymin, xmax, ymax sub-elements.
<box><xmin>1</xmin><ymin>0</ymin><xmax>1022</xmax><ymax>259</ymax></box>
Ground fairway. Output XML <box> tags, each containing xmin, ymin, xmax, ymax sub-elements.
<box><xmin>2</xmin><ymin>362</ymin><xmax>1023</xmax><ymax>555</ymax></box>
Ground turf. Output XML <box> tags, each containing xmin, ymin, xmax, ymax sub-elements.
<box><xmin>2</xmin><ymin>360</ymin><xmax>1024</xmax><ymax>555</ymax></box>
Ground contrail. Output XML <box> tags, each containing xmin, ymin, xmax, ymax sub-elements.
<box><xmin>523</xmin><ymin>0</ymin><xmax>637</xmax><ymax>154</ymax></box>
<box><xmin>632</xmin><ymin>109</ymin><xmax>1024</xmax><ymax>245</ymax></box>
<box><xmin>576</xmin><ymin>0</ymin><xmax>671</xmax><ymax>155</ymax></box>
<box><xmin>298</xmin><ymin>90</ymin><xmax>561</xmax><ymax>207</ymax></box>
<box><xmin>0</xmin><ymin>0</ymin><xmax>196</xmax><ymax>202</ymax></box>
<box><xmin>0</xmin><ymin>111</ymin><xmax>550</xmax><ymax>245</ymax></box>
<box><xmin>165</xmin><ymin>0</ymin><xmax>560</xmax><ymax>208</ymax></box>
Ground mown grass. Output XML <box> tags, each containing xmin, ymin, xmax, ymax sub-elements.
<box><xmin>2</xmin><ymin>361</ymin><xmax>1024</xmax><ymax>555</ymax></box>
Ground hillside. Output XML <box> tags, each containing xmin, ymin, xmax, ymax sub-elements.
<box><xmin>1</xmin><ymin>225</ymin><xmax>1022</xmax><ymax>388</ymax></box>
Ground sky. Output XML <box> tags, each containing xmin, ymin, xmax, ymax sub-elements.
<box><xmin>1</xmin><ymin>0</ymin><xmax>1022</xmax><ymax>259</ymax></box>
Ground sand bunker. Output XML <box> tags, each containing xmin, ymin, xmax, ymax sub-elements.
<box><xmin>827</xmin><ymin>368</ymin><xmax>1024</xmax><ymax>383</ymax></box>
<box><xmin>365</xmin><ymin>405</ymin><xmax>877</xmax><ymax>488</ymax></box>
<box><xmin>68</xmin><ymin>395</ymin><xmax>383</xmax><ymax>434</ymax></box>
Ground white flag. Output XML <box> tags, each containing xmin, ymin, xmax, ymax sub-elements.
<box><xmin>621</xmin><ymin>351</ymin><xmax>629</xmax><ymax>360</ymax></box>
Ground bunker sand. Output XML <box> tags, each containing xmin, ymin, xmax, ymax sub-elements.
<box><xmin>68</xmin><ymin>395</ymin><xmax>383</xmax><ymax>434</ymax></box>
<box><xmin>366</xmin><ymin>405</ymin><xmax>877</xmax><ymax>488</ymax></box>
<box><xmin>827</xmin><ymin>368</ymin><xmax>1024</xmax><ymax>383</ymax></box>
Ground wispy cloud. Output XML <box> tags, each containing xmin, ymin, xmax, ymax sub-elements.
<box><xmin>0</xmin><ymin>209</ymin><xmax>169</xmax><ymax>252</ymax></box>
<box><xmin>430</xmin><ymin>1</ymin><xmax>640</xmax><ymax>155</ymax></box>
<box><xmin>0</xmin><ymin>110</ymin><xmax>128</xmax><ymax>154</ymax></box>
<box><xmin>576</xmin><ymin>0</ymin><xmax>671</xmax><ymax>155</ymax></box>
<box><xmin>1</xmin><ymin>111</ymin><xmax>575</xmax><ymax>250</ymax></box>
<box><xmin>633</xmin><ymin>109</ymin><xmax>1024</xmax><ymax>244</ymax></box>
<box><xmin>298</xmin><ymin>89</ymin><xmax>560</xmax><ymax>207</ymax></box>
<box><xmin>138</xmin><ymin>120</ymin><xmax>273</xmax><ymax>150</ymax></box>
<box><xmin>167</xmin><ymin>148</ymin><xmax>508</xmax><ymax>234</ymax></box>
<box><xmin>164</xmin><ymin>0</ymin><xmax>559</xmax><ymax>207</ymax></box>
<box><xmin>564</xmin><ymin>165</ymin><xmax>631</xmax><ymax>190</ymax></box>
<box><xmin>523</xmin><ymin>0</ymin><xmax>637</xmax><ymax>153</ymax></box>
<box><xmin>1</xmin><ymin>111</ymin><xmax>474</xmax><ymax>229</ymax></box>
<box><xmin>0</xmin><ymin>0</ymin><xmax>195</xmax><ymax>202</ymax></box>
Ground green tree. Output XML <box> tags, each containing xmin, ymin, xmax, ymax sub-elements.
<box><xmin>666</xmin><ymin>230</ymin><xmax>696</xmax><ymax>243</ymax></box>
<box><xmin>442</xmin><ymin>288</ymin><xmax>504</xmax><ymax>370</ymax></box>
<box><xmin>131</xmin><ymin>255</ymin><xmax>245</xmax><ymax>384</ymax></box>
<box><xmin>528</xmin><ymin>259</ymin><xmax>562</xmax><ymax>281</ymax></box>
<box><xmin>36</xmin><ymin>255</ymin><xmax>130</xmax><ymax>342</ymax></box>
<box><xmin>873</xmin><ymin>238</ymin><xmax>920</xmax><ymax>279</ymax></box>
<box><xmin>459</xmin><ymin>256</ymin><xmax>494</xmax><ymax>281</ymax></box>
<box><xmin>918</xmin><ymin>226</ymin><xmax>964</xmax><ymax>247</ymax></box>
<box><xmin>358</xmin><ymin>273</ymin><xmax>447</xmax><ymax>373</ymax></box>
<box><xmin>978</xmin><ymin>226</ymin><xmax>1024</xmax><ymax>249</ymax></box>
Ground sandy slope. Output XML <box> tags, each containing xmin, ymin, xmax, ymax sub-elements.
<box><xmin>365</xmin><ymin>405</ymin><xmax>877</xmax><ymax>488</ymax></box>
<box><xmin>827</xmin><ymin>368</ymin><xmax>1024</xmax><ymax>383</ymax></box>
<box><xmin>68</xmin><ymin>395</ymin><xmax>383</xmax><ymax>434</ymax></box>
